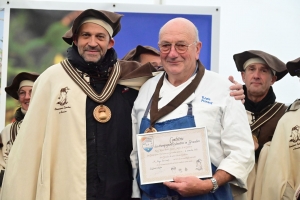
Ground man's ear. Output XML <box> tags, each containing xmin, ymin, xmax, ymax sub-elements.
<box><xmin>195</xmin><ymin>41</ymin><xmax>202</xmax><ymax>60</ymax></box>
<box><xmin>108</xmin><ymin>38</ymin><xmax>115</xmax><ymax>49</ymax></box>
<box><xmin>271</xmin><ymin>75</ymin><xmax>277</xmax><ymax>85</ymax></box>
<box><xmin>73</xmin><ymin>36</ymin><xmax>78</xmax><ymax>46</ymax></box>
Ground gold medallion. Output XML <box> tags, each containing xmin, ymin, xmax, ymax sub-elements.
<box><xmin>144</xmin><ymin>127</ymin><xmax>157</xmax><ymax>133</ymax></box>
<box><xmin>93</xmin><ymin>105</ymin><xmax>111</xmax><ymax>123</ymax></box>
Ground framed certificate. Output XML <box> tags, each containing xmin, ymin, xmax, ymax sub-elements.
<box><xmin>137</xmin><ymin>127</ymin><xmax>212</xmax><ymax>185</ymax></box>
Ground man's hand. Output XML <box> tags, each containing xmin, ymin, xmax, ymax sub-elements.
<box><xmin>163</xmin><ymin>176</ymin><xmax>213</xmax><ymax>197</ymax></box>
<box><xmin>253</xmin><ymin>135</ymin><xmax>259</xmax><ymax>150</ymax></box>
<box><xmin>164</xmin><ymin>170</ymin><xmax>234</xmax><ymax>197</ymax></box>
<box><xmin>254</xmin><ymin>141</ymin><xmax>259</xmax><ymax>150</ymax></box>
<box><xmin>228</xmin><ymin>76</ymin><xmax>245</xmax><ymax>103</ymax></box>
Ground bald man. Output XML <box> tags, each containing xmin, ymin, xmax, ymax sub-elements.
<box><xmin>131</xmin><ymin>17</ymin><xmax>254</xmax><ymax>200</ymax></box>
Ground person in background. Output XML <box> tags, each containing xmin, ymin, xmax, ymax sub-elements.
<box><xmin>0</xmin><ymin>72</ymin><xmax>39</xmax><ymax>188</ymax></box>
<box><xmin>254</xmin><ymin>57</ymin><xmax>300</xmax><ymax>200</ymax></box>
<box><xmin>131</xmin><ymin>17</ymin><xmax>254</xmax><ymax>200</ymax></box>
<box><xmin>0</xmin><ymin>9</ymin><xmax>156</xmax><ymax>200</ymax></box>
<box><xmin>232</xmin><ymin>50</ymin><xmax>288</xmax><ymax>200</ymax></box>
<box><xmin>122</xmin><ymin>45</ymin><xmax>162</xmax><ymax>67</ymax></box>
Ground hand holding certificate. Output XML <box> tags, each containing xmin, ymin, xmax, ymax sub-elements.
<box><xmin>137</xmin><ymin>127</ymin><xmax>212</xmax><ymax>185</ymax></box>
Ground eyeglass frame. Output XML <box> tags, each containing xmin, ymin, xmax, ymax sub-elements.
<box><xmin>158</xmin><ymin>41</ymin><xmax>198</xmax><ymax>54</ymax></box>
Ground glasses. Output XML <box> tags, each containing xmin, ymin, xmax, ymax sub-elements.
<box><xmin>158</xmin><ymin>41</ymin><xmax>197</xmax><ymax>54</ymax></box>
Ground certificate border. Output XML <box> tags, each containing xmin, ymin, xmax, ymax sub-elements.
<box><xmin>137</xmin><ymin>126</ymin><xmax>212</xmax><ymax>185</ymax></box>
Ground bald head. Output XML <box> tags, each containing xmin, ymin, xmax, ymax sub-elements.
<box><xmin>159</xmin><ymin>18</ymin><xmax>199</xmax><ymax>42</ymax></box>
<box><xmin>158</xmin><ymin>17</ymin><xmax>202</xmax><ymax>86</ymax></box>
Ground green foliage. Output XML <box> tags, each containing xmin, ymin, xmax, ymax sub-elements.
<box><xmin>6</xmin><ymin>97</ymin><xmax>18</xmax><ymax>109</ymax></box>
<box><xmin>5</xmin><ymin>9</ymin><xmax>71</xmax><ymax>124</ymax></box>
<box><xmin>7</xmin><ymin>10</ymin><xmax>70</xmax><ymax>83</ymax></box>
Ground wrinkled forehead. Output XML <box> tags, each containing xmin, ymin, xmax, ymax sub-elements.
<box><xmin>77</xmin><ymin>17</ymin><xmax>113</xmax><ymax>37</ymax></box>
<box><xmin>77</xmin><ymin>22</ymin><xmax>110</xmax><ymax>36</ymax></box>
<box><xmin>159</xmin><ymin>31</ymin><xmax>194</xmax><ymax>44</ymax></box>
<box><xmin>19</xmin><ymin>86</ymin><xmax>33</xmax><ymax>91</ymax></box>
<box><xmin>245</xmin><ymin>63</ymin><xmax>275</xmax><ymax>75</ymax></box>
<box><xmin>246</xmin><ymin>63</ymin><xmax>269</xmax><ymax>69</ymax></box>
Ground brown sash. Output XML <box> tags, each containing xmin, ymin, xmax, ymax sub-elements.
<box><xmin>251</xmin><ymin>102</ymin><xmax>285</xmax><ymax>132</ymax></box>
<box><xmin>149</xmin><ymin>63</ymin><xmax>205</xmax><ymax>129</ymax></box>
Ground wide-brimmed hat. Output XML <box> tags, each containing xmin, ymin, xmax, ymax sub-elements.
<box><xmin>5</xmin><ymin>72</ymin><xmax>39</xmax><ymax>100</ymax></box>
<box><xmin>62</xmin><ymin>9</ymin><xmax>123</xmax><ymax>45</ymax></box>
<box><xmin>117</xmin><ymin>60</ymin><xmax>161</xmax><ymax>90</ymax></box>
<box><xmin>122</xmin><ymin>45</ymin><xmax>160</xmax><ymax>61</ymax></box>
<box><xmin>286</xmin><ymin>57</ymin><xmax>300</xmax><ymax>77</ymax></box>
<box><xmin>233</xmin><ymin>50</ymin><xmax>288</xmax><ymax>81</ymax></box>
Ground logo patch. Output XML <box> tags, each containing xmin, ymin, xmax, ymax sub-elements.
<box><xmin>55</xmin><ymin>87</ymin><xmax>71</xmax><ymax>114</ymax></box>
<box><xmin>290</xmin><ymin>125</ymin><xmax>300</xmax><ymax>143</ymax></box>
<box><xmin>57</xmin><ymin>87</ymin><xmax>70</xmax><ymax>106</ymax></box>
<box><xmin>142</xmin><ymin>136</ymin><xmax>154</xmax><ymax>152</ymax></box>
<box><xmin>289</xmin><ymin>125</ymin><xmax>300</xmax><ymax>150</ymax></box>
<box><xmin>201</xmin><ymin>96</ymin><xmax>213</xmax><ymax>104</ymax></box>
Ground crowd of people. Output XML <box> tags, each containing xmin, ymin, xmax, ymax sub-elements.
<box><xmin>0</xmin><ymin>8</ymin><xmax>299</xmax><ymax>200</ymax></box>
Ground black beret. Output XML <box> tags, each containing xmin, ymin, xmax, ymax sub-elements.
<box><xmin>286</xmin><ymin>57</ymin><xmax>300</xmax><ymax>77</ymax></box>
<box><xmin>5</xmin><ymin>72</ymin><xmax>39</xmax><ymax>100</ymax></box>
<box><xmin>62</xmin><ymin>9</ymin><xmax>123</xmax><ymax>45</ymax></box>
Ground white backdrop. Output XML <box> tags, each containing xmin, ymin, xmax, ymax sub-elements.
<box><xmin>0</xmin><ymin>0</ymin><xmax>299</xmax><ymax>130</ymax></box>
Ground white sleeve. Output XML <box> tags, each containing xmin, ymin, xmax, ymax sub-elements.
<box><xmin>217</xmin><ymin>96</ymin><xmax>255</xmax><ymax>189</ymax></box>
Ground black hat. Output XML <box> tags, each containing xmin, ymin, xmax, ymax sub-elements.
<box><xmin>233</xmin><ymin>50</ymin><xmax>288</xmax><ymax>81</ymax></box>
<box><xmin>5</xmin><ymin>72</ymin><xmax>39</xmax><ymax>100</ymax></box>
<box><xmin>62</xmin><ymin>9</ymin><xmax>123</xmax><ymax>45</ymax></box>
<box><xmin>122</xmin><ymin>45</ymin><xmax>160</xmax><ymax>61</ymax></box>
<box><xmin>286</xmin><ymin>57</ymin><xmax>300</xmax><ymax>77</ymax></box>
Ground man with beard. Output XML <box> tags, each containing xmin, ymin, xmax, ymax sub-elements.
<box><xmin>0</xmin><ymin>9</ymin><xmax>156</xmax><ymax>200</ymax></box>
<box><xmin>232</xmin><ymin>50</ymin><xmax>288</xmax><ymax>200</ymax></box>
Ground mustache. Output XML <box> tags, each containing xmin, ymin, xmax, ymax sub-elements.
<box><xmin>84</xmin><ymin>46</ymin><xmax>101</xmax><ymax>51</ymax></box>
